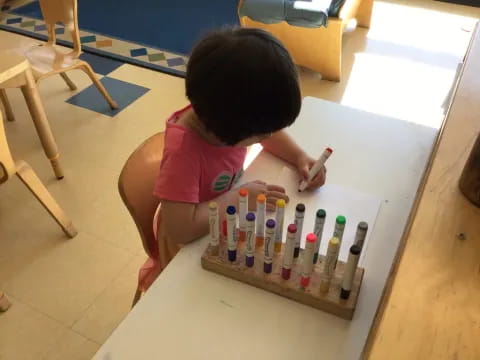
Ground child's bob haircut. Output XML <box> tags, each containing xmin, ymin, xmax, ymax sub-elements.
<box><xmin>186</xmin><ymin>27</ymin><xmax>301</xmax><ymax>145</ymax></box>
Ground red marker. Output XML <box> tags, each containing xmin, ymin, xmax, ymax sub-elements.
<box><xmin>298</xmin><ymin>147</ymin><xmax>333</xmax><ymax>192</ymax></box>
<box><xmin>300</xmin><ymin>233</ymin><xmax>317</xmax><ymax>288</ymax></box>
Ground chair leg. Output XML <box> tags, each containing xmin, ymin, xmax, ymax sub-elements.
<box><xmin>59</xmin><ymin>72</ymin><xmax>77</xmax><ymax>91</ymax></box>
<box><xmin>78</xmin><ymin>62</ymin><xmax>118</xmax><ymax>109</ymax></box>
<box><xmin>15</xmin><ymin>160</ymin><xmax>78</xmax><ymax>238</ymax></box>
<box><xmin>132</xmin><ymin>288</ymin><xmax>142</xmax><ymax>308</ymax></box>
<box><xmin>357</xmin><ymin>0</ymin><xmax>373</xmax><ymax>29</ymax></box>
<box><xmin>0</xmin><ymin>89</ymin><xmax>16</xmax><ymax>122</ymax></box>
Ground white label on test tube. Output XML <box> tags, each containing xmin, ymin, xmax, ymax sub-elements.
<box><xmin>256</xmin><ymin>195</ymin><xmax>266</xmax><ymax>237</ymax></box>
<box><xmin>208</xmin><ymin>202</ymin><xmax>219</xmax><ymax>247</ymax></box>
<box><xmin>274</xmin><ymin>199</ymin><xmax>286</xmax><ymax>252</ymax></box>
<box><xmin>238</xmin><ymin>188</ymin><xmax>248</xmax><ymax>233</ymax></box>
<box><xmin>294</xmin><ymin>203</ymin><xmax>306</xmax><ymax>258</ymax></box>
<box><xmin>300</xmin><ymin>233</ymin><xmax>317</xmax><ymax>287</ymax></box>
<box><xmin>245</xmin><ymin>213</ymin><xmax>256</xmax><ymax>267</ymax></box>
<box><xmin>263</xmin><ymin>219</ymin><xmax>276</xmax><ymax>273</ymax></box>
<box><xmin>340</xmin><ymin>245</ymin><xmax>361</xmax><ymax>299</ymax></box>
<box><xmin>226</xmin><ymin>206</ymin><xmax>237</xmax><ymax>262</ymax></box>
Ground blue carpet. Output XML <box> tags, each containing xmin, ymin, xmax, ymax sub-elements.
<box><xmin>11</xmin><ymin>0</ymin><xmax>240</xmax><ymax>55</ymax></box>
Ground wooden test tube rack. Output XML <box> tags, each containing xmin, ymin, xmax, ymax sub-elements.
<box><xmin>201</xmin><ymin>239</ymin><xmax>364</xmax><ymax>320</ymax></box>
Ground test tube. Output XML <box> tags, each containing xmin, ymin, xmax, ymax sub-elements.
<box><xmin>294</xmin><ymin>203</ymin><xmax>305</xmax><ymax>258</ymax></box>
<box><xmin>263</xmin><ymin>219</ymin><xmax>276</xmax><ymax>274</ymax></box>
<box><xmin>281</xmin><ymin>224</ymin><xmax>297</xmax><ymax>280</ymax></box>
<box><xmin>313</xmin><ymin>209</ymin><xmax>326</xmax><ymax>264</ymax></box>
<box><xmin>354</xmin><ymin>222</ymin><xmax>368</xmax><ymax>249</ymax></box>
<box><xmin>340</xmin><ymin>245</ymin><xmax>361</xmax><ymax>300</ymax></box>
<box><xmin>208</xmin><ymin>202</ymin><xmax>219</xmax><ymax>256</ymax></box>
<box><xmin>320</xmin><ymin>237</ymin><xmax>340</xmax><ymax>293</ymax></box>
<box><xmin>300</xmin><ymin>233</ymin><xmax>317</xmax><ymax>288</ymax></box>
<box><xmin>274</xmin><ymin>199</ymin><xmax>286</xmax><ymax>253</ymax></box>
<box><xmin>245</xmin><ymin>212</ymin><xmax>256</xmax><ymax>267</ymax></box>
<box><xmin>226</xmin><ymin>206</ymin><xmax>237</xmax><ymax>262</ymax></box>
<box><xmin>255</xmin><ymin>194</ymin><xmax>266</xmax><ymax>247</ymax></box>
<box><xmin>238</xmin><ymin>188</ymin><xmax>248</xmax><ymax>242</ymax></box>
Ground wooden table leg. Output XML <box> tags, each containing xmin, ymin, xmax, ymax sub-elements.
<box><xmin>20</xmin><ymin>69</ymin><xmax>64</xmax><ymax>179</ymax></box>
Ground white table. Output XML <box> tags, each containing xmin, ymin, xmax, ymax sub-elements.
<box><xmin>94</xmin><ymin>97</ymin><xmax>438</xmax><ymax>360</ymax></box>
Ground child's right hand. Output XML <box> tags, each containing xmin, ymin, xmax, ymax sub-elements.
<box><xmin>241</xmin><ymin>180</ymin><xmax>289</xmax><ymax>211</ymax></box>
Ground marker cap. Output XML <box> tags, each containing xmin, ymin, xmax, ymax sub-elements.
<box><xmin>340</xmin><ymin>288</ymin><xmax>350</xmax><ymax>300</ymax></box>
<box><xmin>350</xmin><ymin>244</ymin><xmax>362</xmax><ymax>255</ymax></box>
<box><xmin>316</xmin><ymin>209</ymin><xmax>326</xmax><ymax>218</ymax></box>
<box><xmin>358</xmin><ymin>221</ymin><xmax>368</xmax><ymax>231</ymax></box>
<box><xmin>287</xmin><ymin>224</ymin><xmax>297</xmax><ymax>233</ymax></box>
<box><xmin>336</xmin><ymin>215</ymin><xmax>346</xmax><ymax>225</ymax></box>
<box><xmin>246</xmin><ymin>212</ymin><xmax>256</xmax><ymax>222</ymax></box>
<box><xmin>264</xmin><ymin>262</ymin><xmax>272</xmax><ymax>273</ymax></box>
<box><xmin>326</xmin><ymin>147</ymin><xmax>333</xmax><ymax>153</ymax></box>
<box><xmin>296</xmin><ymin>203</ymin><xmax>306</xmax><ymax>212</ymax></box>
<box><xmin>246</xmin><ymin>256</ymin><xmax>254</xmax><ymax>267</ymax></box>
<box><xmin>227</xmin><ymin>206</ymin><xmax>236</xmax><ymax>215</ymax></box>
<box><xmin>276</xmin><ymin>199</ymin><xmax>286</xmax><ymax>208</ymax></box>
<box><xmin>239</xmin><ymin>188</ymin><xmax>248</xmax><ymax>197</ymax></box>
<box><xmin>257</xmin><ymin>194</ymin><xmax>266</xmax><ymax>203</ymax></box>
<box><xmin>306</xmin><ymin>233</ymin><xmax>317</xmax><ymax>243</ymax></box>
<box><xmin>266</xmin><ymin>219</ymin><xmax>276</xmax><ymax>228</ymax></box>
<box><xmin>228</xmin><ymin>249</ymin><xmax>236</xmax><ymax>262</ymax></box>
<box><xmin>300</xmin><ymin>276</ymin><xmax>310</xmax><ymax>288</ymax></box>
<box><xmin>281</xmin><ymin>268</ymin><xmax>291</xmax><ymax>280</ymax></box>
<box><xmin>209</xmin><ymin>202</ymin><xmax>217</xmax><ymax>210</ymax></box>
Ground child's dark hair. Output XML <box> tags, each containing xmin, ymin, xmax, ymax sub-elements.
<box><xmin>186</xmin><ymin>28</ymin><xmax>301</xmax><ymax>145</ymax></box>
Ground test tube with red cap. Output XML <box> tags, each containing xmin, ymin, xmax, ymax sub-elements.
<box><xmin>263</xmin><ymin>219</ymin><xmax>276</xmax><ymax>273</ymax></box>
<box><xmin>300</xmin><ymin>233</ymin><xmax>317</xmax><ymax>288</ymax></box>
<box><xmin>281</xmin><ymin>224</ymin><xmax>297</xmax><ymax>280</ymax></box>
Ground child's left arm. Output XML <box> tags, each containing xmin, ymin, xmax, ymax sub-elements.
<box><xmin>261</xmin><ymin>130</ymin><xmax>326</xmax><ymax>190</ymax></box>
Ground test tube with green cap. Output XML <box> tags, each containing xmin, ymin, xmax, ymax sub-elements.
<box><xmin>313</xmin><ymin>209</ymin><xmax>326</xmax><ymax>264</ymax></box>
<box><xmin>333</xmin><ymin>215</ymin><xmax>346</xmax><ymax>268</ymax></box>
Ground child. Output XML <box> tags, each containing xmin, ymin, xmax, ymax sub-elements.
<box><xmin>138</xmin><ymin>28</ymin><xmax>326</xmax><ymax>293</ymax></box>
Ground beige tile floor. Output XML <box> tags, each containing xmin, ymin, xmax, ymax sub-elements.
<box><xmin>1</xmin><ymin>1</ymin><xmax>479</xmax><ymax>359</ymax></box>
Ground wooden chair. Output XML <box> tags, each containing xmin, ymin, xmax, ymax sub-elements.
<box><xmin>238</xmin><ymin>0</ymin><xmax>374</xmax><ymax>81</ymax></box>
<box><xmin>0</xmin><ymin>110</ymin><xmax>77</xmax><ymax>238</ymax></box>
<box><xmin>0</xmin><ymin>52</ymin><xmax>63</xmax><ymax>179</ymax></box>
<box><xmin>118</xmin><ymin>132</ymin><xmax>164</xmax><ymax>306</ymax></box>
<box><xmin>0</xmin><ymin>0</ymin><xmax>118</xmax><ymax>123</ymax></box>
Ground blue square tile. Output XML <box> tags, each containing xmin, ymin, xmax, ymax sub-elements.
<box><xmin>7</xmin><ymin>17</ymin><xmax>22</xmax><ymax>24</ymax></box>
<box><xmin>130</xmin><ymin>48</ymin><xmax>147</xmax><ymax>57</ymax></box>
<box><xmin>166</xmin><ymin>57</ymin><xmax>185</xmax><ymax>67</ymax></box>
<box><xmin>66</xmin><ymin>77</ymin><xmax>149</xmax><ymax>117</ymax></box>
<box><xmin>34</xmin><ymin>24</ymin><xmax>47</xmax><ymax>32</ymax></box>
<box><xmin>81</xmin><ymin>35</ymin><xmax>96</xmax><ymax>43</ymax></box>
<box><xmin>79</xmin><ymin>53</ymin><xmax>123</xmax><ymax>76</ymax></box>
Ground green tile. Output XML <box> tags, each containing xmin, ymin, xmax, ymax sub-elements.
<box><xmin>81</xmin><ymin>35</ymin><xmax>97</xmax><ymax>43</ymax></box>
<box><xmin>148</xmin><ymin>53</ymin><xmax>166</xmax><ymax>62</ymax></box>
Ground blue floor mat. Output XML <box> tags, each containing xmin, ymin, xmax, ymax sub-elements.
<box><xmin>11</xmin><ymin>0</ymin><xmax>240</xmax><ymax>55</ymax></box>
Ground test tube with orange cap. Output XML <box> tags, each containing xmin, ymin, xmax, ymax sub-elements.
<box><xmin>255</xmin><ymin>194</ymin><xmax>266</xmax><ymax>247</ymax></box>
<box><xmin>238</xmin><ymin>188</ymin><xmax>248</xmax><ymax>242</ymax></box>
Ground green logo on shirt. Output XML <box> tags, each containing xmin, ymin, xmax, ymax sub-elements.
<box><xmin>212</xmin><ymin>172</ymin><xmax>233</xmax><ymax>192</ymax></box>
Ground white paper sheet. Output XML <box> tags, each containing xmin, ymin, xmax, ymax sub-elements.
<box><xmin>267</xmin><ymin>167</ymin><xmax>382</xmax><ymax>265</ymax></box>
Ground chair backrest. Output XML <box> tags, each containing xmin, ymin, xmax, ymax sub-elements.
<box><xmin>118</xmin><ymin>133</ymin><xmax>164</xmax><ymax>259</ymax></box>
<box><xmin>0</xmin><ymin>111</ymin><xmax>16</xmax><ymax>184</ymax></box>
<box><xmin>39</xmin><ymin>0</ymin><xmax>81</xmax><ymax>56</ymax></box>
